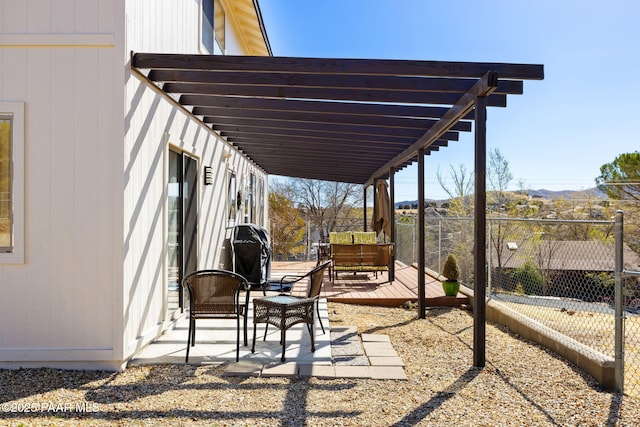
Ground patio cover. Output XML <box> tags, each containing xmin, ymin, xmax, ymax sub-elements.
<box><xmin>131</xmin><ymin>53</ymin><xmax>544</xmax><ymax>368</ymax></box>
<box><xmin>131</xmin><ymin>54</ymin><xmax>543</xmax><ymax>187</ymax></box>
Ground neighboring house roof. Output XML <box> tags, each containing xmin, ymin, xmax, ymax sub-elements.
<box><xmin>494</xmin><ymin>240</ymin><xmax>640</xmax><ymax>272</ymax></box>
<box><xmin>131</xmin><ymin>54</ymin><xmax>543</xmax><ymax>186</ymax></box>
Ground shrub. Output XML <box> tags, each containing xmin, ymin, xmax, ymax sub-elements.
<box><xmin>442</xmin><ymin>253</ymin><xmax>461</xmax><ymax>281</ymax></box>
<box><xmin>512</xmin><ymin>260</ymin><xmax>543</xmax><ymax>295</ymax></box>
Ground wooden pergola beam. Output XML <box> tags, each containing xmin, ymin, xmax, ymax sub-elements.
<box><xmin>133</xmin><ymin>53</ymin><xmax>544</xmax><ymax>80</ymax></box>
<box><xmin>149</xmin><ymin>69</ymin><xmax>524</xmax><ymax>95</ymax></box>
<box><xmin>365</xmin><ymin>72</ymin><xmax>499</xmax><ymax>187</ymax></box>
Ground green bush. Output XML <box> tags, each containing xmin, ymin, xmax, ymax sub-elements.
<box><xmin>511</xmin><ymin>260</ymin><xmax>543</xmax><ymax>295</ymax></box>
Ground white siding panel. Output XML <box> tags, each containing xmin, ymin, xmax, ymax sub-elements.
<box><xmin>1</xmin><ymin>0</ymin><xmax>27</xmax><ymax>33</ymax></box>
<box><xmin>50</xmin><ymin>0</ymin><xmax>75</xmax><ymax>33</ymax></box>
<box><xmin>27</xmin><ymin>0</ymin><xmax>52</xmax><ymax>33</ymax></box>
<box><xmin>0</xmin><ymin>0</ymin><xmax>269</xmax><ymax>366</ymax></box>
<box><xmin>49</xmin><ymin>48</ymin><xmax>79</xmax><ymax>349</ymax></box>
<box><xmin>0</xmin><ymin>48</ymin><xmax>28</xmax><ymax>348</ymax></box>
<box><xmin>74</xmin><ymin>0</ymin><xmax>99</xmax><ymax>33</ymax></box>
<box><xmin>0</xmin><ymin>0</ymin><xmax>120</xmax><ymax>361</ymax></box>
<box><xmin>96</xmin><ymin>47</ymin><xmax>117</xmax><ymax>352</ymax></box>
<box><xmin>25</xmin><ymin>47</ymin><xmax>53</xmax><ymax>347</ymax></box>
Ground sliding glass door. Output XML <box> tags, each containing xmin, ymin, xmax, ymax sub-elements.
<box><xmin>168</xmin><ymin>150</ymin><xmax>198</xmax><ymax>313</ymax></box>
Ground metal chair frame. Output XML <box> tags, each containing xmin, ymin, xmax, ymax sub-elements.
<box><xmin>183</xmin><ymin>269</ymin><xmax>249</xmax><ymax>363</ymax></box>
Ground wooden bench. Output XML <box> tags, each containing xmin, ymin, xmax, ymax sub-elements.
<box><xmin>330</xmin><ymin>243</ymin><xmax>394</xmax><ymax>282</ymax></box>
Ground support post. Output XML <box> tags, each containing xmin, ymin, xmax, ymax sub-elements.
<box><xmin>473</xmin><ymin>95</ymin><xmax>487</xmax><ymax>367</ymax></box>
<box><xmin>418</xmin><ymin>148</ymin><xmax>426</xmax><ymax>319</ymax></box>
<box><xmin>390</xmin><ymin>166</ymin><xmax>396</xmax><ymax>281</ymax></box>
<box><xmin>614</xmin><ymin>210</ymin><xmax>624</xmax><ymax>393</ymax></box>
<box><xmin>364</xmin><ymin>186</ymin><xmax>368</xmax><ymax>231</ymax></box>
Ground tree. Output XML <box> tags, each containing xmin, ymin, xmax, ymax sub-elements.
<box><xmin>285</xmin><ymin>178</ymin><xmax>363</xmax><ymax>241</ymax></box>
<box><xmin>436</xmin><ymin>163</ymin><xmax>474</xmax><ymax>215</ymax></box>
<box><xmin>596</xmin><ymin>151</ymin><xmax>640</xmax><ymax>201</ymax></box>
<box><xmin>268</xmin><ymin>189</ymin><xmax>305</xmax><ymax>260</ymax></box>
<box><xmin>488</xmin><ymin>148</ymin><xmax>513</xmax><ymax>208</ymax></box>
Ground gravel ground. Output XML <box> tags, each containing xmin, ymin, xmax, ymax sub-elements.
<box><xmin>1</xmin><ymin>303</ymin><xmax>639</xmax><ymax>426</ymax></box>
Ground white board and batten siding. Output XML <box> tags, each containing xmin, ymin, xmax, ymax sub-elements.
<box><xmin>1</xmin><ymin>0</ymin><xmax>268</xmax><ymax>370</ymax></box>
<box><xmin>0</xmin><ymin>1</ymin><xmax>124</xmax><ymax>369</ymax></box>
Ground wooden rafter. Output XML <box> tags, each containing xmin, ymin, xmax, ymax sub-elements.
<box><xmin>131</xmin><ymin>53</ymin><xmax>543</xmax><ymax>184</ymax></box>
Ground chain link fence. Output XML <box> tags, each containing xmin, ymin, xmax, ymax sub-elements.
<box><xmin>395</xmin><ymin>214</ymin><xmax>640</xmax><ymax>397</ymax></box>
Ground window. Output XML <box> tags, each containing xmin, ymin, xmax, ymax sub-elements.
<box><xmin>249</xmin><ymin>173</ymin><xmax>256</xmax><ymax>223</ymax></box>
<box><xmin>227</xmin><ymin>170</ymin><xmax>236</xmax><ymax>227</ymax></box>
<box><xmin>256</xmin><ymin>177</ymin><xmax>265</xmax><ymax>226</ymax></box>
<box><xmin>0</xmin><ymin>102</ymin><xmax>24</xmax><ymax>263</ymax></box>
<box><xmin>0</xmin><ymin>115</ymin><xmax>11</xmax><ymax>250</ymax></box>
<box><xmin>201</xmin><ymin>0</ymin><xmax>214</xmax><ymax>53</ymax></box>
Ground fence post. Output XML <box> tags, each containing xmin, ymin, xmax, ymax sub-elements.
<box><xmin>614</xmin><ymin>210</ymin><xmax>624</xmax><ymax>394</ymax></box>
<box><xmin>487</xmin><ymin>219</ymin><xmax>492</xmax><ymax>300</ymax></box>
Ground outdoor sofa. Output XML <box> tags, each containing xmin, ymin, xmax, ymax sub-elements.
<box><xmin>329</xmin><ymin>231</ymin><xmax>394</xmax><ymax>282</ymax></box>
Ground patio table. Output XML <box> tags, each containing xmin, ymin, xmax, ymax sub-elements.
<box><xmin>251</xmin><ymin>294</ymin><xmax>316</xmax><ymax>362</ymax></box>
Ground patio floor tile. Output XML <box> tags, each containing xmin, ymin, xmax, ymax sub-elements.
<box><xmin>368</xmin><ymin>356</ymin><xmax>405</xmax><ymax>366</ymax></box>
<box><xmin>298</xmin><ymin>364</ymin><xmax>336</xmax><ymax>378</ymax></box>
<box><xmin>362</xmin><ymin>342</ymin><xmax>398</xmax><ymax>357</ymax></box>
<box><xmin>333</xmin><ymin>365</ymin><xmax>371</xmax><ymax>378</ymax></box>
<box><xmin>261</xmin><ymin>362</ymin><xmax>299</xmax><ymax>377</ymax></box>
<box><xmin>370</xmin><ymin>366</ymin><xmax>407</xmax><ymax>380</ymax></box>
<box><xmin>362</xmin><ymin>333</ymin><xmax>391</xmax><ymax>342</ymax></box>
<box><xmin>222</xmin><ymin>361</ymin><xmax>263</xmax><ymax>377</ymax></box>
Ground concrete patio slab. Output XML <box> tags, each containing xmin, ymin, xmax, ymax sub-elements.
<box><xmin>222</xmin><ymin>361</ymin><xmax>263</xmax><ymax>377</ymax></box>
<box><xmin>334</xmin><ymin>365</ymin><xmax>371</xmax><ymax>379</ymax></box>
<box><xmin>333</xmin><ymin>355</ymin><xmax>370</xmax><ymax>366</ymax></box>
<box><xmin>362</xmin><ymin>333</ymin><xmax>391</xmax><ymax>342</ymax></box>
<box><xmin>298</xmin><ymin>364</ymin><xmax>336</xmax><ymax>378</ymax></box>
<box><xmin>261</xmin><ymin>362</ymin><xmax>299</xmax><ymax>377</ymax></box>
<box><xmin>368</xmin><ymin>356</ymin><xmax>405</xmax><ymax>366</ymax></box>
<box><xmin>370</xmin><ymin>366</ymin><xmax>407</xmax><ymax>380</ymax></box>
<box><xmin>130</xmin><ymin>298</ymin><xmax>407</xmax><ymax>380</ymax></box>
<box><xmin>362</xmin><ymin>342</ymin><xmax>398</xmax><ymax>357</ymax></box>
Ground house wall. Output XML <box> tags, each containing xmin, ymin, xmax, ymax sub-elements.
<box><xmin>122</xmin><ymin>0</ymin><xmax>268</xmax><ymax>363</ymax></box>
<box><xmin>0</xmin><ymin>0</ymin><xmax>125</xmax><ymax>369</ymax></box>
<box><xmin>0</xmin><ymin>0</ymin><xmax>268</xmax><ymax>370</ymax></box>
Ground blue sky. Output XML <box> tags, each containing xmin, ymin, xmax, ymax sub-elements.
<box><xmin>258</xmin><ymin>0</ymin><xmax>640</xmax><ymax>201</ymax></box>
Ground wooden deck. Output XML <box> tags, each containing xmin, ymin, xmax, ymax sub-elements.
<box><xmin>271</xmin><ymin>261</ymin><xmax>469</xmax><ymax>307</ymax></box>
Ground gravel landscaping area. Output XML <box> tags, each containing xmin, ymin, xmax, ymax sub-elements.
<box><xmin>1</xmin><ymin>302</ymin><xmax>639</xmax><ymax>426</ymax></box>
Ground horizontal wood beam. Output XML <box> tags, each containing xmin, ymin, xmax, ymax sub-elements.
<box><xmin>149</xmin><ymin>69</ymin><xmax>523</xmax><ymax>94</ymax></box>
<box><xmin>193</xmin><ymin>107</ymin><xmax>473</xmax><ymax>131</ymax></box>
<box><xmin>222</xmin><ymin>130</ymin><xmax>417</xmax><ymax>145</ymax></box>
<box><xmin>133</xmin><ymin>53</ymin><xmax>544</xmax><ymax>80</ymax></box>
<box><xmin>203</xmin><ymin>115</ymin><xmax>472</xmax><ymax>133</ymax></box>
<box><xmin>184</xmin><ymin>96</ymin><xmax>466</xmax><ymax>119</ymax></box>
<box><xmin>166</xmin><ymin>82</ymin><xmax>507</xmax><ymax>107</ymax></box>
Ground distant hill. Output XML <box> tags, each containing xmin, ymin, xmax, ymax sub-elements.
<box><xmin>394</xmin><ymin>187</ymin><xmax>607</xmax><ymax>208</ymax></box>
<box><xmin>527</xmin><ymin>187</ymin><xmax>607</xmax><ymax>200</ymax></box>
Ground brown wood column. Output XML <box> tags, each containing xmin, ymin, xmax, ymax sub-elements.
<box><xmin>364</xmin><ymin>186</ymin><xmax>368</xmax><ymax>231</ymax></box>
<box><xmin>474</xmin><ymin>95</ymin><xmax>488</xmax><ymax>367</ymax></box>
<box><xmin>389</xmin><ymin>166</ymin><xmax>396</xmax><ymax>281</ymax></box>
<box><xmin>418</xmin><ymin>148</ymin><xmax>426</xmax><ymax>319</ymax></box>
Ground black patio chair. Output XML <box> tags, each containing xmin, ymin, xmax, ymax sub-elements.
<box><xmin>183</xmin><ymin>269</ymin><xmax>249</xmax><ymax>363</ymax></box>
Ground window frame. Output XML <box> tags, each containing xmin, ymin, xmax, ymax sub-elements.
<box><xmin>0</xmin><ymin>102</ymin><xmax>25</xmax><ymax>264</ymax></box>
